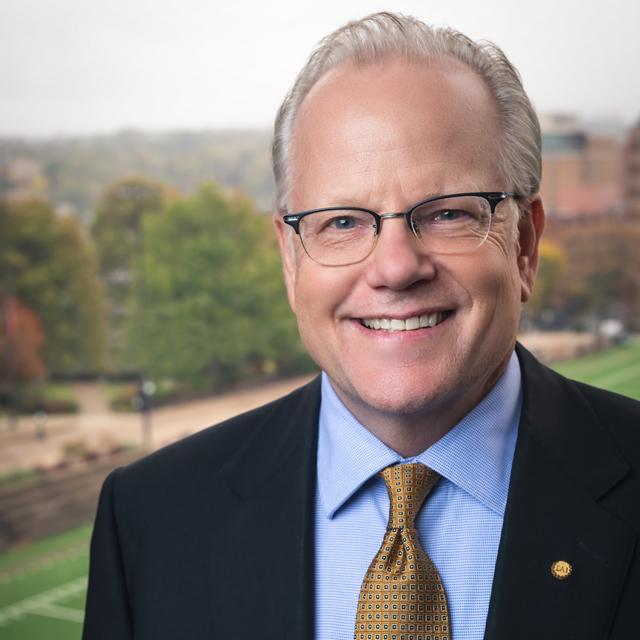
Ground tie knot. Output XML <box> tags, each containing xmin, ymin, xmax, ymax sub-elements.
<box><xmin>380</xmin><ymin>463</ymin><xmax>440</xmax><ymax>529</ymax></box>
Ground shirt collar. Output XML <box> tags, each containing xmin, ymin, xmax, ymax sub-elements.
<box><xmin>317</xmin><ymin>351</ymin><xmax>522</xmax><ymax>519</ymax></box>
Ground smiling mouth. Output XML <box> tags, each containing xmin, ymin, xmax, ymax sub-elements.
<box><xmin>359</xmin><ymin>311</ymin><xmax>450</xmax><ymax>332</ymax></box>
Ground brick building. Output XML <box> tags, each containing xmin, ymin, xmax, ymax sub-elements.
<box><xmin>623</xmin><ymin>119</ymin><xmax>640</xmax><ymax>219</ymax></box>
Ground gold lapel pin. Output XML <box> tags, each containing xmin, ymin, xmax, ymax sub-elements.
<box><xmin>551</xmin><ymin>560</ymin><xmax>572</xmax><ymax>580</ymax></box>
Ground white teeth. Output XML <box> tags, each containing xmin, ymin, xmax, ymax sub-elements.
<box><xmin>405</xmin><ymin>316</ymin><xmax>420</xmax><ymax>330</ymax></box>
<box><xmin>423</xmin><ymin>313</ymin><xmax>439</xmax><ymax>328</ymax></box>
<box><xmin>361</xmin><ymin>312</ymin><xmax>446</xmax><ymax>331</ymax></box>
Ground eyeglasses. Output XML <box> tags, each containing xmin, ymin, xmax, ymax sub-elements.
<box><xmin>282</xmin><ymin>191</ymin><xmax>519</xmax><ymax>266</ymax></box>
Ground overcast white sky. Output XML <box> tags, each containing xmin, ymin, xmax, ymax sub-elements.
<box><xmin>1</xmin><ymin>0</ymin><xmax>639</xmax><ymax>137</ymax></box>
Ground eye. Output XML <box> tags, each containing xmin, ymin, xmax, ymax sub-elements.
<box><xmin>411</xmin><ymin>206</ymin><xmax>477</xmax><ymax>232</ymax></box>
<box><xmin>328</xmin><ymin>216</ymin><xmax>358</xmax><ymax>230</ymax></box>
<box><xmin>433</xmin><ymin>208</ymin><xmax>470</xmax><ymax>222</ymax></box>
<box><xmin>302</xmin><ymin>209</ymin><xmax>375</xmax><ymax>239</ymax></box>
<box><xmin>314</xmin><ymin>211</ymin><xmax>373</xmax><ymax>233</ymax></box>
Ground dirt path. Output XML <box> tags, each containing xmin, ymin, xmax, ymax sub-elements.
<box><xmin>518</xmin><ymin>331</ymin><xmax>600</xmax><ymax>362</ymax></box>
<box><xmin>71</xmin><ymin>382</ymin><xmax>111</xmax><ymax>416</ymax></box>
<box><xmin>1</xmin><ymin>375</ymin><xmax>316</xmax><ymax>476</ymax></box>
<box><xmin>1</xmin><ymin>332</ymin><xmax>608</xmax><ymax>477</ymax></box>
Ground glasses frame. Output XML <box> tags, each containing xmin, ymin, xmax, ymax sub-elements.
<box><xmin>282</xmin><ymin>191</ymin><xmax>520</xmax><ymax>265</ymax></box>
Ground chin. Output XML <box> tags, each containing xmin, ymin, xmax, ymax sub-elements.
<box><xmin>341</xmin><ymin>364</ymin><xmax>462</xmax><ymax>420</ymax></box>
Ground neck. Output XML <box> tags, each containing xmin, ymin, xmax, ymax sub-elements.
<box><xmin>330</xmin><ymin>359</ymin><xmax>510</xmax><ymax>457</ymax></box>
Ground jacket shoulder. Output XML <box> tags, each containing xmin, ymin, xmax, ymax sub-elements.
<box><xmin>571</xmin><ymin>378</ymin><xmax>640</xmax><ymax>453</ymax></box>
<box><xmin>518</xmin><ymin>341</ymin><xmax>640</xmax><ymax>462</ymax></box>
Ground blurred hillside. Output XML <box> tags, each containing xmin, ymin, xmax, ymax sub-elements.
<box><xmin>0</xmin><ymin>129</ymin><xmax>275</xmax><ymax>219</ymax></box>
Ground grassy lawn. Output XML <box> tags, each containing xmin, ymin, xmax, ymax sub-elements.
<box><xmin>0</xmin><ymin>525</ymin><xmax>91</xmax><ymax>639</ymax></box>
<box><xmin>1</xmin><ymin>382</ymin><xmax>79</xmax><ymax>415</ymax></box>
<box><xmin>105</xmin><ymin>381</ymin><xmax>138</xmax><ymax>412</ymax></box>
<box><xmin>551</xmin><ymin>338</ymin><xmax>640</xmax><ymax>400</ymax></box>
<box><xmin>41</xmin><ymin>384</ymin><xmax>77</xmax><ymax>404</ymax></box>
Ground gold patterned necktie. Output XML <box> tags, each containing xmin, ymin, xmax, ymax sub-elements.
<box><xmin>354</xmin><ymin>463</ymin><xmax>451</xmax><ymax>640</ymax></box>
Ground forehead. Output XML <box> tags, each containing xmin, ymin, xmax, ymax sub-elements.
<box><xmin>290</xmin><ymin>56</ymin><xmax>503</xmax><ymax>208</ymax></box>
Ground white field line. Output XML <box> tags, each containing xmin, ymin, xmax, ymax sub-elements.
<box><xmin>0</xmin><ymin>543</ymin><xmax>88</xmax><ymax>585</ymax></box>
<box><xmin>0</xmin><ymin>576</ymin><xmax>87</xmax><ymax>626</ymax></box>
<box><xmin>30</xmin><ymin>602</ymin><xmax>85</xmax><ymax>623</ymax></box>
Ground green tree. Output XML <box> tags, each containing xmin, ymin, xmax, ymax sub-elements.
<box><xmin>127</xmin><ymin>183</ymin><xmax>307</xmax><ymax>389</ymax></box>
<box><xmin>47</xmin><ymin>215</ymin><xmax>107</xmax><ymax>372</ymax></box>
<box><xmin>0</xmin><ymin>198</ymin><xmax>106</xmax><ymax>376</ymax></box>
<box><xmin>93</xmin><ymin>177</ymin><xmax>171</xmax><ymax>371</ymax></box>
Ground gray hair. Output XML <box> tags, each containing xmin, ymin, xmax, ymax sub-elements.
<box><xmin>272</xmin><ymin>11</ymin><xmax>541</xmax><ymax>213</ymax></box>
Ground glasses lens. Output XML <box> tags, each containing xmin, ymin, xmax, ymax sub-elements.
<box><xmin>299</xmin><ymin>209</ymin><xmax>376</xmax><ymax>266</ymax></box>
<box><xmin>410</xmin><ymin>195</ymin><xmax>492</xmax><ymax>254</ymax></box>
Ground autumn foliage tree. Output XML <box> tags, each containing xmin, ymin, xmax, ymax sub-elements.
<box><xmin>0</xmin><ymin>295</ymin><xmax>46</xmax><ymax>384</ymax></box>
<box><xmin>526</xmin><ymin>241</ymin><xmax>567</xmax><ymax>322</ymax></box>
<box><xmin>0</xmin><ymin>198</ymin><xmax>106</xmax><ymax>376</ymax></box>
<box><xmin>537</xmin><ymin>217</ymin><xmax>640</xmax><ymax>330</ymax></box>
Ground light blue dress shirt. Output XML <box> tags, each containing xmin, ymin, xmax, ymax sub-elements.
<box><xmin>314</xmin><ymin>351</ymin><xmax>522</xmax><ymax>640</ymax></box>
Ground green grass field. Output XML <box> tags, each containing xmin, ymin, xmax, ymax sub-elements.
<box><xmin>551</xmin><ymin>337</ymin><xmax>640</xmax><ymax>400</ymax></box>
<box><xmin>0</xmin><ymin>525</ymin><xmax>90</xmax><ymax>639</ymax></box>
<box><xmin>0</xmin><ymin>339</ymin><xmax>638</xmax><ymax>639</ymax></box>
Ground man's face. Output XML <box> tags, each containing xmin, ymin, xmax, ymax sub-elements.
<box><xmin>275</xmin><ymin>57</ymin><xmax>542</xmax><ymax>434</ymax></box>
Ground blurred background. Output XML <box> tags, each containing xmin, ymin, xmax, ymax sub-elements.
<box><xmin>1</xmin><ymin>0</ymin><xmax>639</xmax><ymax>637</ymax></box>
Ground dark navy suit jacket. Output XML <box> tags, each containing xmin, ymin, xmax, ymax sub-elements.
<box><xmin>83</xmin><ymin>344</ymin><xmax>640</xmax><ymax>639</ymax></box>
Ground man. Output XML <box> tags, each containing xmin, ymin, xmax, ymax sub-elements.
<box><xmin>83</xmin><ymin>12</ymin><xmax>640</xmax><ymax>640</ymax></box>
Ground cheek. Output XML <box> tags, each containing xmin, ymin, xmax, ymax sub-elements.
<box><xmin>291</xmin><ymin>270</ymin><xmax>343</xmax><ymax>365</ymax></box>
<box><xmin>293</xmin><ymin>263</ymin><xmax>344</xmax><ymax>323</ymax></box>
<box><xmin>485</xmin><ymin>232</ymin><xmax>523</xmax><ymax>293</ymax></box>
<box><xmin>456</xmin><ymin>249</ymin><xmax>522</xmax><ymax>316</ymax></box>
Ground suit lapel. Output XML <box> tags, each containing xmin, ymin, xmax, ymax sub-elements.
<box><xmin>212</xmin><ymin>376</ymin><xmax>320</xmax><ymax>640</ymax></box>
<box><xmin>485</xmin><ymin>345</ymin><xmax>635</xmax><ymax>639</ymax></box>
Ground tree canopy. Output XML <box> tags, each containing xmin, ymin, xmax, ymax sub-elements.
<box><xmin>0</xmin><ymin>198</ymin><xmax>106</xmax><ymax>376</ymax></box>
<box><xmin>126</xmin><ymin>183</ymin><xmax>308</xmax><ymax>388</ymax></box>
<box><xmin>92</xmin><ymin>177</ymin><xmax>170</xmax><ymax>370</ymax></box>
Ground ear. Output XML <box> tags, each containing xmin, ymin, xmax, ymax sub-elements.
<box><xmin>516</xmin><ymin>195</ymin><xmax>546</xmax><ymax>303</ymax></box>
<box><xmin>273</xmin><ymin>212</ymin><xmax>299</xmax><ymax>313</ymax></box>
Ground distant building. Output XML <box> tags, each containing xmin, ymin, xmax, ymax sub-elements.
<box><xmin>540</xmin><ymin>114</ymin><xmax>640</xmax><ymax>331</ymax></box>
<box><xmin>623</xmin><ymin>118</ymin><xmax>640</xmax><ymax>219</ymax></box>
<box><xmin>540</xmin><ymin>113</ymin><xmax>622</xmax><ymax>217</ymax></box>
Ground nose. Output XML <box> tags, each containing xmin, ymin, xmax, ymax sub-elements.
<box><xmin>364</xmin><ymin>215</ymin><xmax>436</xmax><ymax>290</ymax></box>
